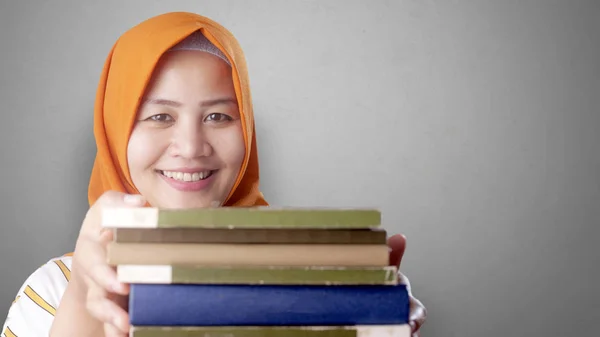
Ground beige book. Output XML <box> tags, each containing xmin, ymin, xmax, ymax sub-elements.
<box><xmin>107</xmin><ymin>243</ymin><xmax>390</xmax><ymax>267</ymax></box>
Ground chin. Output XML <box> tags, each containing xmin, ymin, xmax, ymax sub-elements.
<box><xmin>154</xmin><ymin>193</ymin><xmax>224</xmax><ymax>209</ymax></box>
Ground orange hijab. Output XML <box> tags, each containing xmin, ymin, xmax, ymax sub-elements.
<box><xmin>87</xmin><ymin>12</ymin><xmax>268</xmax><ymax>207</ymax></box>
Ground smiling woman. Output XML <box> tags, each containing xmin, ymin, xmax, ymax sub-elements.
<box><xmin>128</xmin><ymin>38</ymin><xmax>246</xmax><ymax>209</ymax></box>
<box><xmin>1</xmin><ymin>11</ymin><xmax>426</xmax><ymax>337</ymax></box>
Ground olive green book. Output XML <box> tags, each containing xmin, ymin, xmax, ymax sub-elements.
<box><xmin>117</xmin><ymin>265</ymin><xmax>399</xmax><ymax>285</ymax></box>
<box><xmin>101</xmin><ymin>206</ymin><xmax>381</xmax><ymax>229</ymax></box>
<box><xmin>130</xmin><ymin>325</ymin><xmax>411</xmax><ymax>337</ymax></box>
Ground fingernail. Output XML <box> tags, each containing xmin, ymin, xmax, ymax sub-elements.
<box><xmin>123</xmin><ymin>194</ymin><xmax>144</xmax><ymax>205</ymax></box>
<box><xmin>113</xmin><ymin>315</ymin><xmax>123</xmax><ymax>329</ymax></box>
<box><xmin>112</xmin><ymin>281</ymin><xmax>124</xmax><ymax>293</ymax></box>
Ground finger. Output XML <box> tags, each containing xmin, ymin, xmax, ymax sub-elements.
<box><xmin>387</xmin><ymin>234</ymin><xmax>407</xmax><ymax>268</ymax></box>
<box><xmin>87</xmin><ymin>287</ymin><xmax>130</xmax><ymax>333</ymax></box>
<box><xmin>104</xmin><ymin>322</ymin><xmax>128</xmax><ymax>337</ymax></box>
<box><xmin>86</xmin><ymin>284</ymin><xmax>110</xmax><ymax>323</ymax></box>
<box><xmin>77</xmin><ymin>236</ymin><xmax>128</xmax><ymax>295</ymax></box>
<box><xmin>408</xmin><ymin>293</ymin><xmax>427</xmax><ymax>334</ymax></box>
<box><xmin>98</xmin><ymin>228</ymin><xmax>114</xmax><ymax>244</ymax></box>
<box><xmin>95</xmin><ymin>192</ymin><xmax>145</xmax><ymax>239</ymax></box>
<box><xmin>397</xmin><ymin>272</ymin><xmax>427</xmax><ymax>335</ymax></box>
<box><xmin>84</xmin><ymin>191</ymin><xmax>146</xmax><ymax>235</ymax></box>
<box><xmin>97</xmin><ymin>190</ymin><xmax>146</xmax><ymax>208</ymax></box>
<box><xmin>107</xmin><ymin>289</ymin><xmax>129</xmax><ymax>312</ymax></box>
<box><xmin>409</xmin><ymin>321</ymin><xmax>417</xmax><ymax>335</ymax></box>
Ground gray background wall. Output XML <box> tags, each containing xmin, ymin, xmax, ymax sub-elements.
<box><xmin>1</xmin><ymin>0</ymin><xmax>598</xmax><ymax>336</ymax></box>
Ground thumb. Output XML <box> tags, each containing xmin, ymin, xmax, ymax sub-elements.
<box><xmin>82</xmin><ymin>191</ymin><xmax>146</xmax><ymax>239</ymax></box>
<box><xmin>94</xmin><ymin>191</ymin><xmax>146</xmax><ymax>209</ymax></box>
<box><xmin>387</xmin><ymin>234</ymin><xmax>407</xmax><ymax>268</ymax></box>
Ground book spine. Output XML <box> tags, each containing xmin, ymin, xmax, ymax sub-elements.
<box><xmin>107</xmin><ymin>243</ymin><xmax>390</xmax><ymax>267</ymax></box>
<box><xmin>117</xmin><ymin>265</ymin><xmax>399</xmax><ymax>285</ymax></box>
<box><xmin>129</xmin><ymin>284</ymin><xmax>410</xmax><ymax>326</ymax></box>
<box><xmin>130</xmin><ymin>325</ymin><xmax>412</xmax><ymax>337</ymax></box>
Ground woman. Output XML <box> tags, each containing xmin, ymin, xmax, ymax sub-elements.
<box><xmin>1</xmin><ymin>12</ymin><xmax>426</xmax><ymax>337</ymax></box>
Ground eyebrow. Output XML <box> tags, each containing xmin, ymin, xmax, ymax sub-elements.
<box><xmin>142</xmin><ymin>97</ymin><xmax>237</xmax><ymax>108</ymax></box>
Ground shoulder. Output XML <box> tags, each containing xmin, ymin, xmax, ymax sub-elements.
<box><xmin>2</xmin><ymin>253</ymin><xmax>73</xmax><ymax>336</ymax></box>
<box><xmin>19</xmin><ymin>254</ymin><xmax>73</xmax><ymax>304</ymax></box>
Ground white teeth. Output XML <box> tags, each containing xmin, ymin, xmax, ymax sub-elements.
<box><xmin>161</xmin><ymin>170</ymin><xmax>212</xmax><ymax>182</ymax></box>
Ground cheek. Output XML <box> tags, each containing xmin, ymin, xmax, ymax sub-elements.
<box><xmin>213</xmin><ymin>126</ymin><xmax>245</xmax><ymax>168</ymax></box>
<box><xmin>127</xmin><ymin>128</ymin><xmax>165</xmax><ymax>175</ymax></box>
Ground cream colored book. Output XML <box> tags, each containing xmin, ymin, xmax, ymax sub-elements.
<box><xmin>107</xmin><ymin>243</ymin><xmax>390</xmax><ymax>267</ymax></box>
<box><xmin>117</xmin><ymin>264</ymin><xmax>399</xmax><ymax>285</ymax></box>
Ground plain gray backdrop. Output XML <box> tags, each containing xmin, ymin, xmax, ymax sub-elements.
<box><xmin>1</xmin><ymin>0</ymin><xmax>599</xmax><ymax>336</ymax></box>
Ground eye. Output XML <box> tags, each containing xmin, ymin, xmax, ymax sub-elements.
<box><xmin>145</xmin><ymin>114</ymin><xmax>174</xmax><ymax>122</ymax></box>
<box><xmin>205</xmin><ymin>113</ymin><xmax>233</xmax><ymax>123</ymax></box>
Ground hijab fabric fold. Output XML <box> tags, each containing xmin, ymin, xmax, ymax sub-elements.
<box><xmin>87</xmin><ymin>12</ymin><xmax>268</xmax><ymax>207</ymax></box>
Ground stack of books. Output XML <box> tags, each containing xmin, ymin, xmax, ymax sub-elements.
<box><xmin>102</xmin><ymin>206</ymin><xmax>411</xmax><ymax>337</ymax></box>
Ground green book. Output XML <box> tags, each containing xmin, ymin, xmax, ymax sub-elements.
<box><xmin>117</xmin><ymin>265</ymin><xmax>399</xmax><ymax>285</ymax></box>
<box><xmin>130</xmin><ymin>325</ymin><xmax>411</xmax><ymax>337</ymax></box>
<box><xmin>102</xmin><ymin>207</ymin><xmax>381</xmax><ymax>229</ymax></box>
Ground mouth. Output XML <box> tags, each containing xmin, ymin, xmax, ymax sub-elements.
<box><xmin>157</xmin><ymin>169</ymin><xmax>216</xmax><ymax>182</ymax></box>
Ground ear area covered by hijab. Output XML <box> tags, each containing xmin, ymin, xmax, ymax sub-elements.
<box><xmin>87</xmin><ymin>12</ymin><xmax>268</xmax><ymax>207</ymax></box>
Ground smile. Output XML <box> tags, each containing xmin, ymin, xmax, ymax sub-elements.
<box><xmin>158</xmin><ymin>170</ymin><xmax>215</xmax><ymax>182</ymax></box>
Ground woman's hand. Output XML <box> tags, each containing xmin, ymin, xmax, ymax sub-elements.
<box><xmin>52</xmin><ymin>191</ymin><xmax>145</xmax><ymax>337</ymax></box>
<box><xmin>388</xmin><ymin>234</ymin><xmax>428</xmax><ymax>337</ymax></box>
<box><xmin>76</xmin><ymin>191</ymin><xmax>146</xmax><ymax>336</ymax></box>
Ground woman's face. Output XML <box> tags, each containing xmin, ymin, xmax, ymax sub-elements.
<box><xmin>127</xmin><ymin>50</ymin><xmax>245</xmax><ymax>209</ymax></box>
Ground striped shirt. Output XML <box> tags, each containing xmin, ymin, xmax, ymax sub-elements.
<box><xmin>1</xmin><ymin>254</ymin><xmax>426</xmax><ymax>337</ymax></box>
<box><xmin>1</xmin><ymin>254</ymin><xmax>72</xmax><ymax>337</ymax></box>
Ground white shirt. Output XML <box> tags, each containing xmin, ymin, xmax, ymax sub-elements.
<box><xmin>2</xmin><ymin>254</ymin><xmax>426</xmax><ymax>337</ymax></box>
<box><xmin>2</xmin><ymin>254</ymin><xmax>72</xmax><ymax>337</ymax></box>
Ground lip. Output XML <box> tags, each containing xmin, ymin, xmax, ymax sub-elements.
<box><xmin>157</xmin><ymin>169</ymin><xmax>217</xmax><ymax>192</ymax></box>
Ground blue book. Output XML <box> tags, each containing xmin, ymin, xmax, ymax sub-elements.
<box><xmin>129</xmin><ymin>284</ymin><xmax>410</xmax><ymax>326</ymax></box>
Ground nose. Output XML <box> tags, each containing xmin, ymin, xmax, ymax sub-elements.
<box><xmin>168</xmin><ymin>120</ymin><xmax>213</xmax><ymax>158</ymax></box>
